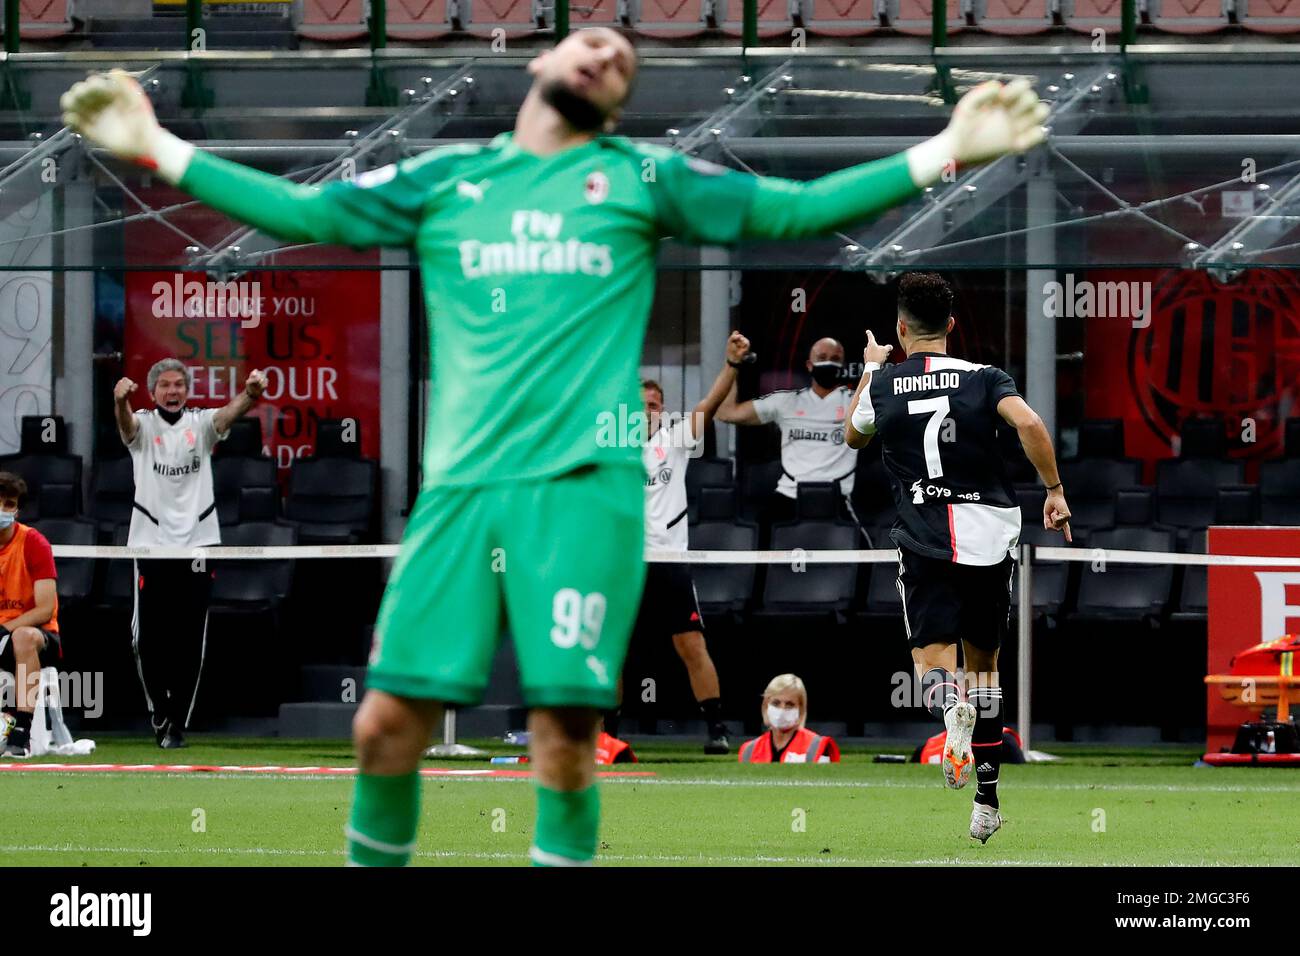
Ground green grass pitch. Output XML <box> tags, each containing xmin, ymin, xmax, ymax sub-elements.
<box><xmin>3</xmin><ymin>738</ymin><xmax>1298</xmax><ymax>866</ymax></box>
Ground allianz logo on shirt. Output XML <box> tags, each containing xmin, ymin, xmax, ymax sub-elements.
<box><xmin>153</xmin><ymin>457</ymin><xmax>201</xmax><ymax>478</ymax></box>
<box><xmin>788</xmin><ymin>426</ymin><xmax>845</xmax><ymax>446</ymax></box>
<box><xmin>459</xmin><ymin>210</ymin><xmax>613</xmax><ymax>279</ymax></box>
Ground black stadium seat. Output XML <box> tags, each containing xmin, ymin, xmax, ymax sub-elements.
<box><xmin>1156</xmin><ymin>459</ymin><xmax>1246</xmax><ymax>532</ymax></box>
<box><xmin>1177</xmin><ymin>416</ymin><xmax>1229</xmax><ymax>459</ymax></box>
<box><xmin>738</xmin><ymin>460</ymin><xmax>782</xmax><ymax>520</ymax></box>
<box><xmin>0</xmin><ymin>452</ymin><xmax>83</xmax><ymax>521</ymax></box>
<box><xmin>1260</xmin><ymin>460</ymin><xmax>1300</xmax><ymax>526</ymax></box>
<box><xmin>216</xmin><ymin>418</ymin><xmax>264</xmax><ymax>458</ymax></box>
<box><xmin>282</xmin><ymin>457</ymin><xmax>377</xmax><ymax>544</ymax></box>
<box><xmin>88</xmin><ymin>457</ymin><xmax>135</xmax><ymax>536</ymax></box>
<box><xmin>759</xmin><ymin>521</ymin><xmax>859</xmax><ymax>613</ymax></box>
<box><xmin>31</xmin><ymin>518</ymin><xmax>97</xmax><ymax>609</ymax></box>
<box><xmin>20</xmin><ymin>414</ymin><xmax>69</xmax><ymax>455</ymax></box>
<box><xmin>687</xmin><ymin>457</ymin><xmax>735</xmax><ymax>524</ymax></box>
<box><xmin>1172</xmin><ymin>529</ymin><xmax>1208</xmax><ymax>622</ymax></box>
<box><xmin>1012</xmin><ymin>524</ymin><xmax>1072</xmax><ymax>619</ymax></box>
<box><xmin>1214</xmin><ymin>485</ymin><xmax>1258</xmax><ymax>525</ymax></box>
<box><xmin>101</xmin><ymin>524</ymin><xmax>135</xmax><ymax>609</ymax></box>
<box><xmin>211</xmin><ymin>522</ymin><xmax>297</xmax><ymax>611</ymax></box>
<box><xmin>214</xmin><ymin>456</ymin><xmax>279</xmax><ymax>525</ymax></box>
<box><xmin>316</xmin><ymin>418</ymin><xmax>362</xmax><ymax>459</ymax></box>
<box><xmin>795</xmin><ymin>481</ymin><xmax>840</xmax><ymax>520</ymax></box>
<box><xmin>688</xmin><ymin>520</ymin><xmax>759</xmax><ymax>615</ymax></box>
<box><xmin>1077</xmin><ymin>419</ymin><xmax>1126</xmax><ymax>459</ymax></box>
<box><xmin>686</xmin><ymin>458</ymin><xmax>734</xmax><ymax>499</ymax></box>
<box><xmin>1073</xmin><ymin>524</ymin><xmax>1177</xmax><ymax>622</ymax></box>
<box><xmin>696</xmin><ymin>486</ymin><xmax>738</xmax><ymax>521</ymax></box>
<box><xmin>1058</xmin><ymin>458</ymin><xmax>1143</xmax><ymax>533</ymax></box>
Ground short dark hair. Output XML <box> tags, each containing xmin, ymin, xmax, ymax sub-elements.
<box><xmin>641</xmin><ymin>379</ymin><xmax>664</xmax><ymax>401</ymax></box>
<box><xmin>897</xmin><ymin>272</ymin><xmax>953</xmax><ymax>338</ymax></box>
<box><xmin>0</xmin><ymin>471</ymin><xmax>27</xmax><ymax>504</ymax></box>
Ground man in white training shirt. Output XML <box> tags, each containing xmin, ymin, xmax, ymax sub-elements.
<box><xmin>608</xmin><ymin>331</ymin><xmax>751</xmax><ymax>755</ymax></box>
<box><xmin>115</xmin><ymin>358</ymin><xmax>267</xmax><ymax>748</ymax></box>
<box><xmin>718</xmin><ymin>337</ymin><xmax>865</xmax><ymax>531</ymax></box>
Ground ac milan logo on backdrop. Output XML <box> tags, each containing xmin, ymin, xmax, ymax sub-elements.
<box><xmin>1127</xmin><ymin>269</ymin><xmax>1300</xmax><ymax>456</ymax></box>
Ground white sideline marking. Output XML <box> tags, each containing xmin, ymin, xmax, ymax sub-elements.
<box><xmin>0</xmin><ymin>844</ymin><xmax>1103</xmax><ymax>866</ymax></box>
<box><xmin>8</xmin><ymin>770</ymin><xmax>1300</xmax><ymax>794</ymax></box>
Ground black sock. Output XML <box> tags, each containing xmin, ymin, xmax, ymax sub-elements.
<box><xmin>699</xmin><ymin>697</ymin><xmax>726</xmax><ymax>738</ymax></box>
<box><xmin>920</xmin><ymin>668</ymin><xmax>962</xmax><ymax>724</ymax></box>
<box><xmin>9</xmin><ymin>710</ymin><xmax>33</xmax><ymax>749</ymax></box>
<box><xmin>602</xmin><ymin>710</ymin><xmax>621</xmax><ymax>739</ymax></box>
<box><xmin>968</xmin><ymin>685</ymin><xmax>1004</xmax><ymax>810</ymax></box>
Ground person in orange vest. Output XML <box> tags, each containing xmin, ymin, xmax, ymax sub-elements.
<box><xmin>916</xmin><ymin>726</ymin><xmax>1024</xmax><ymax>767</ymax></box>
<box><xmin>0</xmin><ymin>472</ymin><xmax>62</xmax><ymax>758</ymax></box>
<box><xmin>737</xmin><ymin>674</ymin><xmax>840</xmax><ymax>764</ymax></box>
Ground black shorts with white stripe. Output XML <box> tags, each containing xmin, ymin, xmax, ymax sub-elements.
<box><xmin>895</xmin><ymin>547</ymin><xmax>1014</xmax><ymax>652</ymax></box>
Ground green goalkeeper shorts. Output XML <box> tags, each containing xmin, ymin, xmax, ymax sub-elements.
<box><xmin>367</xmin><ymin>464</ymin><xmax>645</xmax><ymax>710</ymax></box>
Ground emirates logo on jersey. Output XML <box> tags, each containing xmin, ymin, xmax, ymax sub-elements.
<box><xmin>584</xmin><ymin>171</ymin><xmax>609</xmax><ymax>205</ymax></box>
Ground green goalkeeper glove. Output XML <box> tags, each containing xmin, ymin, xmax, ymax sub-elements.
<box><xmin>906</xmin><ymin>78</ymin><xmax>1051</xmax><ymax>187</ymax></box>
<box><xmin>60</xmin><ymin>68</ymin><xmax>195</xmax><ymax>184</ymax></box>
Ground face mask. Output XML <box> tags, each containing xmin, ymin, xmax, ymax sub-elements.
<box><xmin>0</xmin><ymin>511</ymin><xmax>15</xmax><ymax>530</ymax></box>
<box><xmin>810</xmin><ymin>362</ymin><xmax>843</xmax><ymax>388</ymax></box>
<box><xmin>767</xmin><ymin>704</ymin><xmax>800</xmax><ymax>731</ymax></box>
<box><xmin>157</xmin><ymin>406</ymin><xmax>185</xmax><ymax>425</ymax></box>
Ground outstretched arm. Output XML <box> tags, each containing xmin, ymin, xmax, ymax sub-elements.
<box><xmin>689</xmin><ymin>331</ymin><xmax>750</xmax><ymax>439</ymax></box>
<box><xmin>654</xmin><ymin>80</ymin><xmax>1048</xmax><ymax>247</ymax></box>
<box><xmin>741</xmin><ymin>80</ymin><xmax>1049</xmax><ymax>241</ymax></box>
<box><xmin>62</xmin><ymin>69</ymin><xmax>428</xmax><ymax>248</ymax></box>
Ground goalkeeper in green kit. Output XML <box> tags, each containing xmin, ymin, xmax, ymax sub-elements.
<box><xmin>62</xmin><ymin>30</ymin><xmax>1048</xmax><ymax>866</ymax></box>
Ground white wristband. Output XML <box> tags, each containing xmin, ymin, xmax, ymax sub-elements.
<box><xmin>151</xmin><ymin>130</ymin><xmax>196</xmax><ymax>185</ymax></box>
<box><xmin>864</xmin><ymin>361</ymin><xmax>882</xmax><ymax>373</ymax></box>
<box><xmin>905</xmin><ymin>130</ymin><xmax>958</xmax><ymax>188</ymax></box>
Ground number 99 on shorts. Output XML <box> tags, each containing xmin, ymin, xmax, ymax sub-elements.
<box><xmin>550</xmin><ymin>589</ymin><xmax>607</xmax><ymax>650</ymax></box>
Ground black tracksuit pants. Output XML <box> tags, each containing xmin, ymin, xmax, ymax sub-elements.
<box><xmin>131</xmin><ymin>559</ymin><xmax>213</xmax><ymax>730</ymax></box>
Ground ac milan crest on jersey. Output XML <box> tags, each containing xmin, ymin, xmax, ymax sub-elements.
<box><xmin>585</xmin><ymin>171</ymin><xmax>610</xmax><ymax>204</ymax></box>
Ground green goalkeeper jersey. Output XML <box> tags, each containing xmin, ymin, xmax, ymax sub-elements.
<box><xmin>179</xmin><ymin>133</ymin><xmax>919</xmax><ymax>487</ymax></box>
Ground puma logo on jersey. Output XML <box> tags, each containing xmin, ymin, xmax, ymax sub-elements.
<box><xmin>457</xmin><ymin>179</ymin><xmax>490</xmax><ymax>202</ymax></box>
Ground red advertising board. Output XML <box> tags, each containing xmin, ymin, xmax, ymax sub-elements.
<box><xmin>1206</xmin><ymin>526</ymin><xmax>1300</xmax><ymax>753</ymax></box>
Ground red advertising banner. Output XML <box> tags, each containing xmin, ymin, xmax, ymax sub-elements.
<box><xmin>1084</xmin><ymin>268</ymin><xmax>1300</xmax><ymax>479</ymax></box>
<box><xmin>1206</xmin><ymin>526</ymin><xmax>1300</xmax><ymax>753</ymax></box>
<box><xmin>123</xmin><ymin>184</ymin><xmax>382</xmax><ymax>474</ymax></box>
